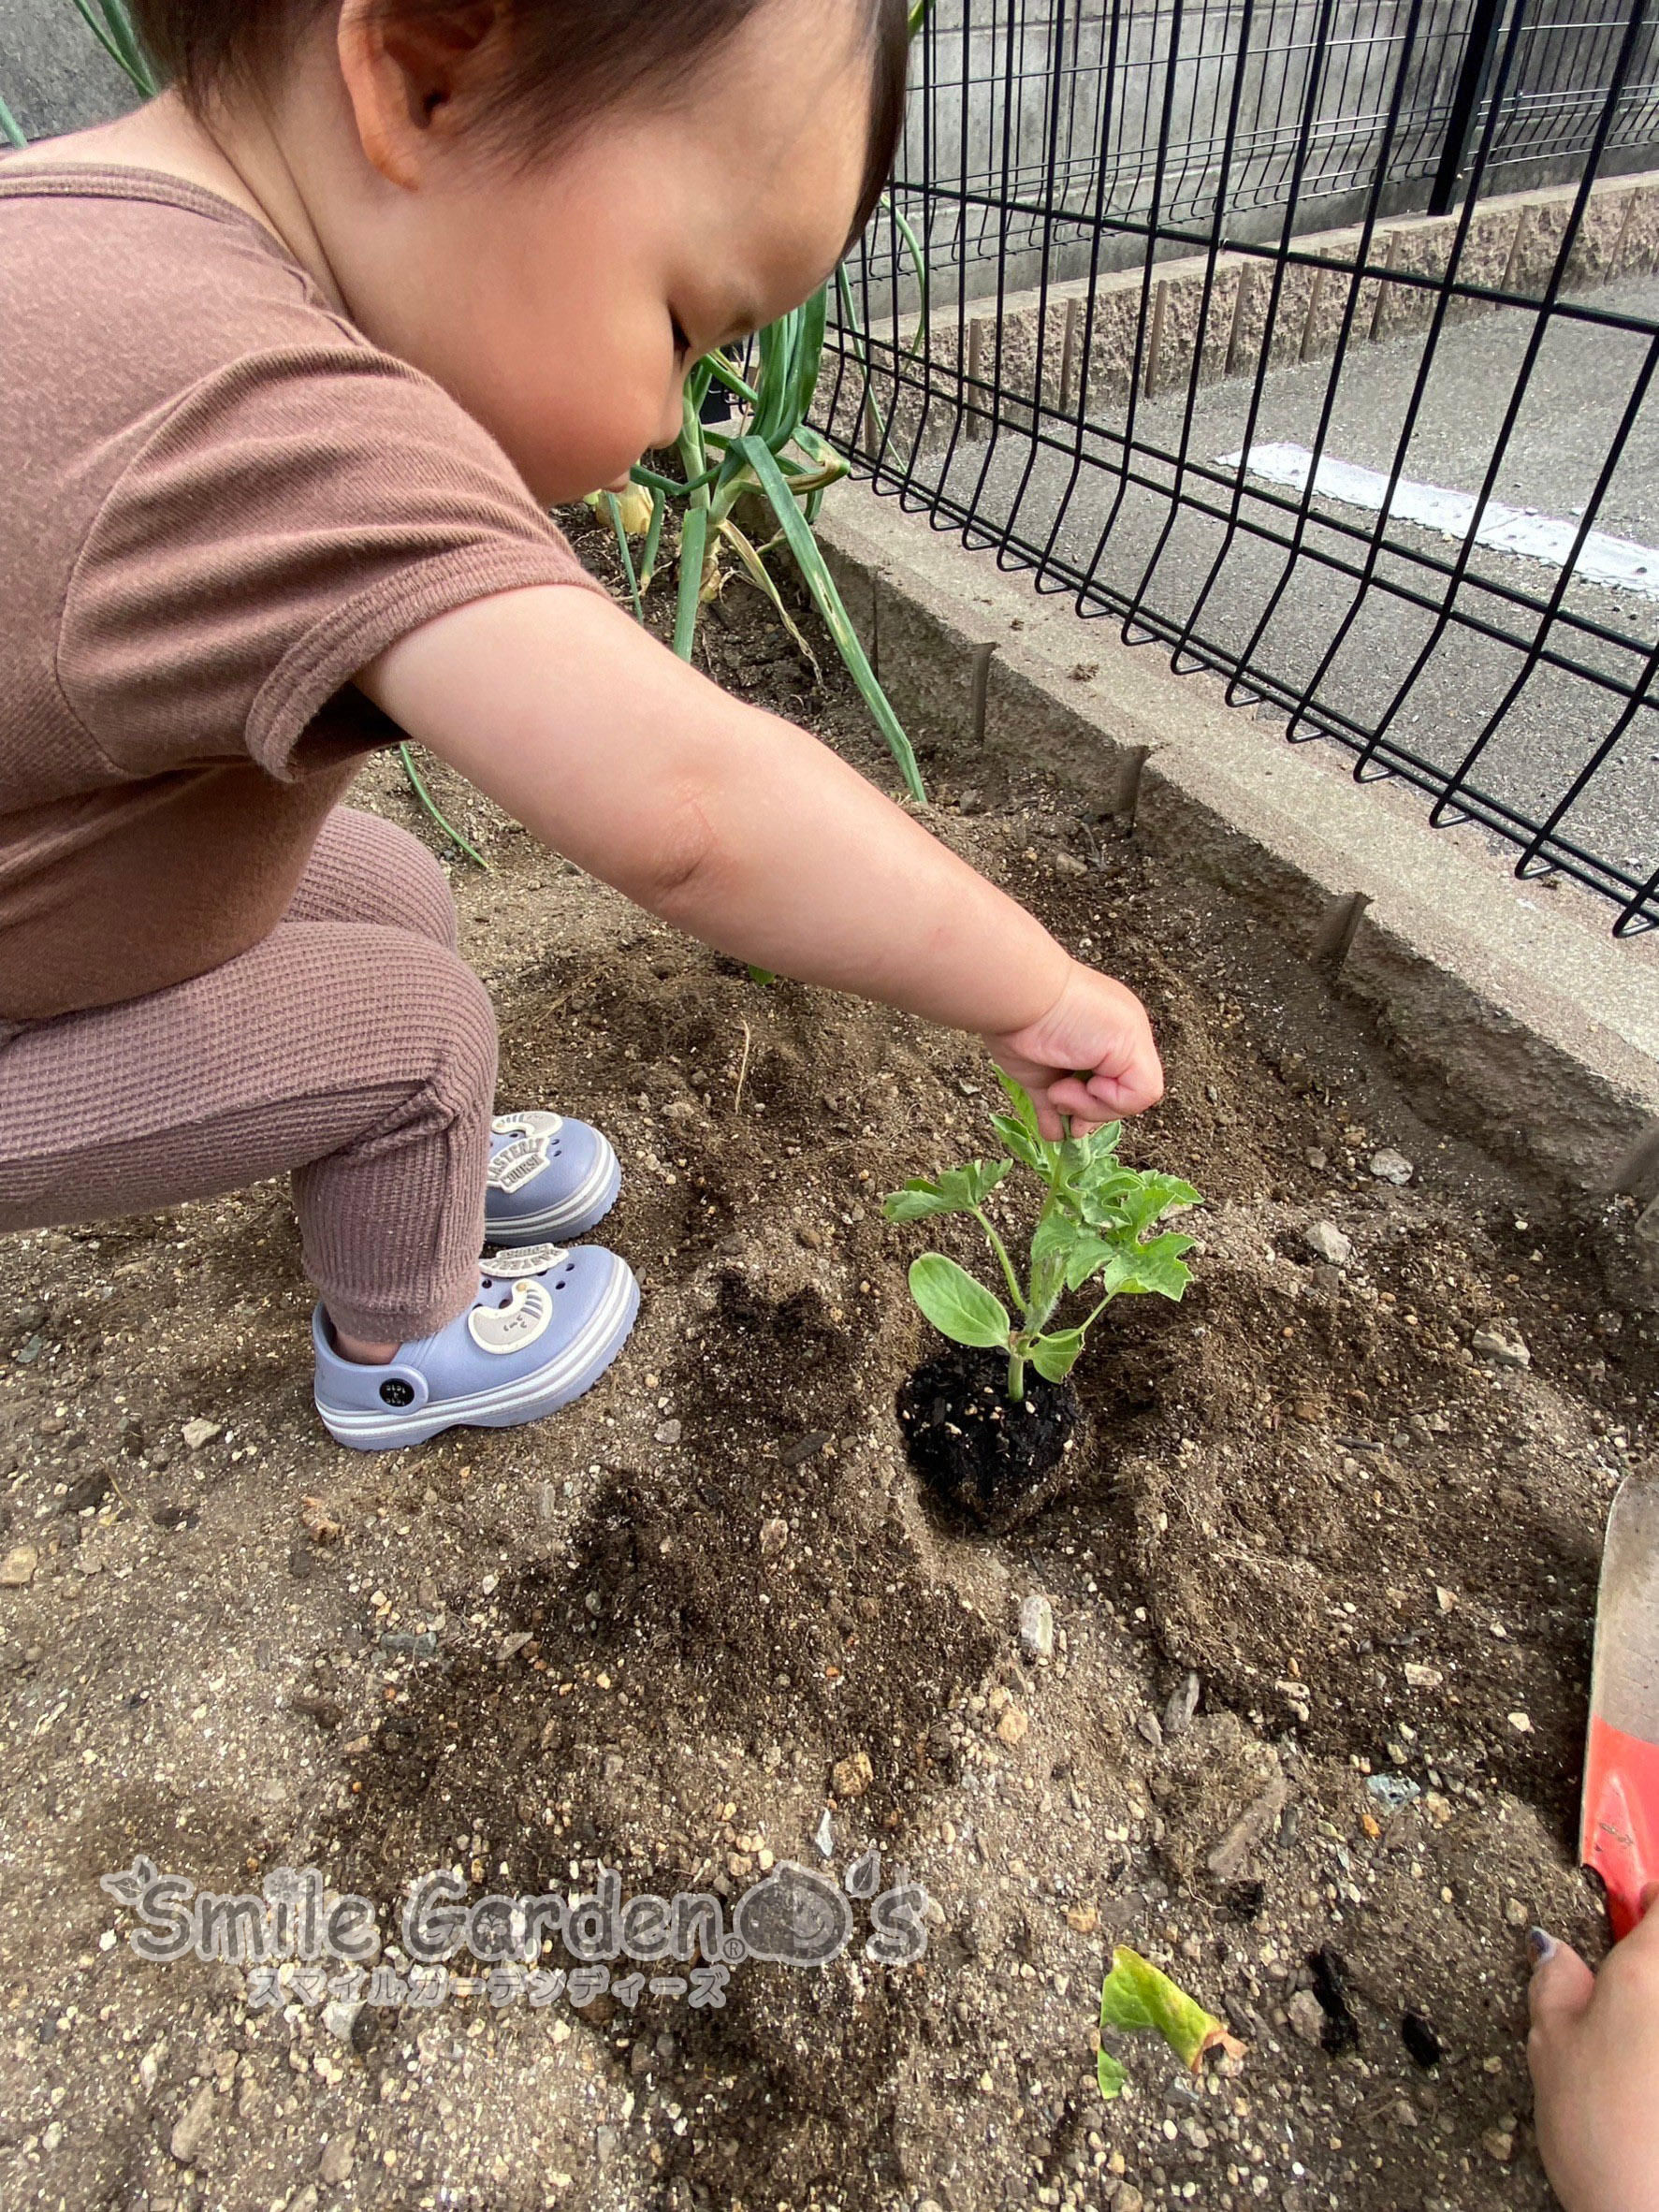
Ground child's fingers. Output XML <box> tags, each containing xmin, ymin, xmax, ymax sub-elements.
<box><xmin>1084</xmin><ymin>1064</ymin><xmax>1164</xmax><ymax>1114</ymax></box>
<box><xmin>1045</xmin><ymin>1073</ymin><xmax>1113</xmax><ymax>1127</ymax></box>
<box><xmin>1030</xmin><ymin>1086</ymin><xmax>1100</xmax><ymax>1140</ymax></box>
<box><xmin>1081</xmin><ymin>1042</ymin><xmax>1164</xmax><ymax>1116</ymax></box>
<box><xmin>1527</xmin><ymin>1929</ymin><xmax>1597</xmax><ymax>2031</ymax></box>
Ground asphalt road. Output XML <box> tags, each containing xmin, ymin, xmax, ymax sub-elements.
<box><xmin>0</xmin><ymin>0</ymin><xmax>139</xmax><ymax>138</ymax></box>
<box><xmin>898</xmin><ymin>271</ymin><xmax>1659</xmax><ymax>920</ymax></box>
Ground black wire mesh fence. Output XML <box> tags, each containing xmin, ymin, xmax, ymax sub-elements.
<box><xmin>822</xmin><ymin>0</ymin><xmax>1659</xmax><ymax>936</ymax></box>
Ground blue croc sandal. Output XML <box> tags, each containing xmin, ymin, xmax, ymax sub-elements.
<box><xmin>485</xmin><ymin>1110</ymin><xmax>620</xmax><ymax>1245</ymax></box>
<box><xmin>313</xmin><ymin>1244</ymin><xmax>638</xmax><ymax>1450</ymax></box>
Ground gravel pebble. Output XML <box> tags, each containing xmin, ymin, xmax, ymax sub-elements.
<box><xmin>1288</xmin><ymin>1988</ymin><xmax>1328</xmax><ymax>2046</ymax></box>
<box><xmin>1302</xmin><ymin>1220</ymin><xmax>1353</xmax><ymax>1267</ymax></box>
<box><xmin>1018</xmin><ymin>1593</ymin><xmax>1055</xmax><ymax>1660</ymax></box>
<box><xmin>167</xmin><ymin>2083</ymin><xmax>216</xmax><ymax>2165</ymax></box>
<box><xmin>1472</xmin><ymin>1327</ymin><xmax>1531</xmax><ymax>1368</ymax></box>
<box><xmin>318</xmin><ymin>2131</ymin><xmax>357</xmax><ymax>2185</ymax></box>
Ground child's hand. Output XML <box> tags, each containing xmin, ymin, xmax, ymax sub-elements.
<box><xmin>1528</xmin><ymin>1886</ymin><xmax>1659</xmax><ymax>2212</ymax></box>
<box><xmin>983</xmin><ymin>959</ymin><xmax>1164</xmax><ymax>1137</ymax></box>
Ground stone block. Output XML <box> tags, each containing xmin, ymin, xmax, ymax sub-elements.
<box><xmin>1614</xmin><ymin>180</ymin><xmax>1659</xmax><ymax>277</ymax></box>
<box><xmin>1223</xmin><ymin>255</ymin><xmax>1320</xmax><ymax>378</ymax></box>
<box><xmin>1506</xmin><ymin>192</ymin><xmax>1584</xmax><ymax>298</ymax></box>
<box><xmin>831</xmin><ymin>314</ymin><xmax>965</xmax><ymax>465</ymax></box>
<box><xmin>1564</xmin><ymin>182</ymin><xmax>1636</xmax><ymax>289</ymax></box>
<box><xmin>1441</xmin><ymin>201</ymin><xmax>1521</xmax><ymax>323</ymax></box>
<box><xmin>1292</xmin><ymin>234</ymin><xmax>1384</xmax><ymax>363</ymax></box>
<box><xmin>1265</xmin><ymin>261</ymin><xmax>1322</xmax><ymax>369</ymax></box>
<box><xmin>1144</xmin><ymin>255</ymin><xmax>1243</xmax><ymax>396</ymax></box>
<box><xmin>1083</xmin><ymin>271</ymin><xmax>1154</xmax><ymax>415</ymax></box>
<box><xmin>990</xmin><ymin>293</ymin><xmax>1074</xmax><ymax>430</ymax></box>
<box><xmin>1371</xmin><ymin>215</ymin><xmax>1457</xmax><ymax>341</ymax></box>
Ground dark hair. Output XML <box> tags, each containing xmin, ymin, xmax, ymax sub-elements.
<box><xmin>129</xmin><ymin>0</ymin><xmax>909</xmax><ymax>239</ymax></box>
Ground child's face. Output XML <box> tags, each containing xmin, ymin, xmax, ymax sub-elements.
<box><xmin>331</xmin><ymin>1</ymin><xmax>876</xmax><ymax>504</ymax></box>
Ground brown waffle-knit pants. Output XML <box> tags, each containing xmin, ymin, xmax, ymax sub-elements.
<box><xmin>0</xmin><ymin>808</ymin><xmax>494</xmax><ymax>1343</ymax></box>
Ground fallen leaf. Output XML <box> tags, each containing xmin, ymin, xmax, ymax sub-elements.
<box><xmin>1097</xmin><ymin>2048</ymin><xmax>1127</xmax><ymax>2101</ymax></box>
<box><xmin>1098</xmin><ymin>1944</ymin><xmax>1247</xmax><ymax>2099</ymax></box>
<box><xmin>300</xmin><ymin>1496</ymin><xmax>343</xmax><ymax>1544</ymax></box>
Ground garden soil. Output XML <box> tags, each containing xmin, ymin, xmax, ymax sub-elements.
<box><xmin>0</xmin><ymin>511</ymin><xmax>1655</xmax><ymax>2212</ymax></box>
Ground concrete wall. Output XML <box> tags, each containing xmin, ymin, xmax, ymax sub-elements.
<box><xmin>894</xmin><ymin>0</ymin><xmax>1659</xmax><ymax>311</ymax></box>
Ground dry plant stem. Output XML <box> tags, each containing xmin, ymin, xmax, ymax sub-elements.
<box><xmin>734</xmin><ymin>1018</ymin><xmax>753</xmax><ymax>1113</ymax></box>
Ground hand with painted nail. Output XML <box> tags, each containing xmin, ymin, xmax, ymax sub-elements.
<box><xmin>1528</xmin><ymin>1887</ymin><xmax>1659</xmax><ymax>2212</ymax></box>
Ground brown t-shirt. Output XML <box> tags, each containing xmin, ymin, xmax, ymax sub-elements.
<box><xmin>0</xmin><ymin>161</ymin><xmax>602</xmax><ymax>1026</ymax></box>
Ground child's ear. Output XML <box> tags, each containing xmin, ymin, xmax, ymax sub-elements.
<box><xmin>337</xmin><ymin>0</ymin><xmax>507</xmax><ymax>190</ymax></box>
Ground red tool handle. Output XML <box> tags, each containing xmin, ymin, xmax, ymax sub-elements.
<box><xmin>1583</xmin><ymin>1713</ymin><xmax>1659</xmax><ymax>1941</ymax></box>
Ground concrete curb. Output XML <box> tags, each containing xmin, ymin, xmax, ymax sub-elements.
<box><xmin>813</xmin><ymin>484</ymin><xmax>1659</xmax><ymax>1203</ymax></box>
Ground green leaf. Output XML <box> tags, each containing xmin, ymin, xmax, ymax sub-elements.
<box><xmin>793</xmin><ymin>281</ymin><xmax>829</xmax><ymax>425</ymax></box>
<box><xmin>1056</xmin><ymin>1136</ymin><xmax>1092</xmax><ymax>1180</ymax></box>
<box><xmin>909</xmin><ymin>1256</ymin><xmax>1011</xmax><ymax>1350</ymax></box>
<box><xmin>1111</xmin><ymin>1233</ymin><xmax>1197</xmax><ymax>1301</ymax></box>
<box><xmin>1061</xmin><ymin>1234</ymin><xmax>1125</xmax><ymax>1292</ymax></box>
<box><xmin>673</xmin><ymin>502</ymin><xmax>710</xmax><ymax>662</ymax></box>
<box><xmin>884</xmin><ymin>1180</ymin><xmax>952</xmax><ymax>1222</ymax></box>
<box><xmin>993</xmin><ymin>1070</ymin><xmax>1040</xmax><ymax>1133</ymax></box>
<box><xmin>1098</xmin><ymin>1945</ymin><xmax>1244</xmax><ymax>2074</ymax></box>
<box><xmin>944</xmin><ymin>1159</ymin><xmax>1011</xmax><ymax>1210</ymax></box>
<box><xmin>1030</xmin><ymin>1209</ymin><xmax>1085</xmax><ymax>1270</ymax></box>
<box><xmin>1120</xmin><ymin>1173</ymin><xmax>1203</xmax><ymax>1235</ymax></box>
<box><xmin>604</xmin><ymin>492</ymin><xmax>645</xmax><ymax>623</ymax></box>
<box><xmin>1096</xmin><ymin>2048</ymin><xmax>1127</xmax><ymax>2102</ymax></box>
<box><xmin>1079</xmin><ymin>1166</ymin><xmax>1200</xmax><ymax>1232</ymax></box>
<box><xmin>991</xmin><ymin>1114</ymin><xmax>1046</xmax><ymax>1173</ymax></box>
<box><xmin>1084</xmin><ymin>1119</ymin><xmax>1125</xmax><ymax>1161</ymax></box>
<box><xmin>637</xmin><ymin>483</ymin><xmax>667</xmax><ymax>590</ymax></box>
<box><xmin>881</xmin><ymin>1159</ymin><xmax>1009</xmax><ymax>1222</ymax></box>
<box><xmin>733</xmin><ymin>436</ymin><xmax>925</xmax><ymax>802</ymax></box>
<box><xmin>1030</xmin><ymin>1329</ymin><xmax>1086</xmax><ymax>1383</ymax></box>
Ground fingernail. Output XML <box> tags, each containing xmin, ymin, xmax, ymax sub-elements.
<box><xmin>1529</xmin><ymin>1927</ymin><xmax>1556</xmax><ymax>1963</ymax></box>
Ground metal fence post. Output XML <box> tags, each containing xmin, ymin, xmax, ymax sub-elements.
<box><xmin>1428</xmin><ymin>0</ymin><xmax>1512</xmax><ymax>214</ymax></box>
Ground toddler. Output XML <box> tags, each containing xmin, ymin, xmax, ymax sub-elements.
<box><xmin>0</xmin><ymin>0</ymin><xmax>1162</xmax><ymax>1449</ymax></box>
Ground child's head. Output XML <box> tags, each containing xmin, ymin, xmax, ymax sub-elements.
<box><xmin>132</xmin><ymin>0</ymin><xmax>909</xmax><ymax>502</ymax></box>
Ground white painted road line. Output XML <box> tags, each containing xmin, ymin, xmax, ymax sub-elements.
<box><xmin>1219</xmin><ymin>441</ymin><xmax>1659</xmax><ymax>602</ymax></box>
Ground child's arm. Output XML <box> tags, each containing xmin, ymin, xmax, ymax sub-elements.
<box><xmin>358</xmin><ymin>584</ymin><xmax>1162</xmax><ymax>1132</ymax></box>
